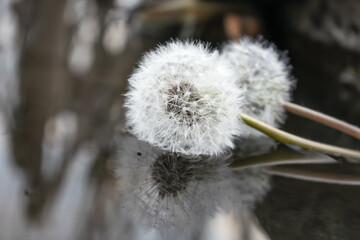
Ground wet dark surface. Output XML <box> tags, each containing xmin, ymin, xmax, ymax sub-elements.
<box><xmin>1</xmin><ymin>0</ymin><xmax>360</xmax><ymax>239</ymax></box>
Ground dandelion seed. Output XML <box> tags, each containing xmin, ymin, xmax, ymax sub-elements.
<box><xmin>221</xmin><ymin>37</ymin><xmax>295</xmax><ymax>136</ymax></box>
<box><xmin>125</xmin><ymin>40</ymin><xmax>245</xmax><ymax>156</ymax></box>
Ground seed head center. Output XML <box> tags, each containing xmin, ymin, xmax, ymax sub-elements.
<box><xmin>166</xmin><ymin>82</ymin><xmax>203</xmax><ymax>125</ymax></box>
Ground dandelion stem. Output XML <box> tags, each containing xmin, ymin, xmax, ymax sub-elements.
<box><xmin>268</xmin><ymin>166</ymin><xmax>360</xmax><ymax>186</ymax></box>
<box><xmin>239</xmin><ymin>113</ymin><xmax>360</xmax><ymax>160</ymax></box>
<box><xmin>282</xmin><ymin>102</ymin><xmax>360</xmax><ymax>140</ymax></box>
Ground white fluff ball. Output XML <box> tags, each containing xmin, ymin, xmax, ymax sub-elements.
<box><xmin>125</xmin><ymin>40</ymin><xmax>245</xmax><ymax>156</ymax></box>
<box><xmin>221</xmin><ymin>37</ymin><xmax>295</xmax><ymax>136</ymax></box>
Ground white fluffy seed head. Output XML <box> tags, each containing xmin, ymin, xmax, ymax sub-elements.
<box><xmin>221</xmin><ymin>37</ymin><xmax>295</xmax><ymax>136</ymax></box>
<box><xmin>125</xmin><ymin>40</ymin><xmax>245</xmax><ymax>156</ymax></box>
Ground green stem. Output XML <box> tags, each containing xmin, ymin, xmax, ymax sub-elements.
<box><xmin>239</xmin><ymin>113</ymin><xmax>360</xmax><ymax>160</ymax></box>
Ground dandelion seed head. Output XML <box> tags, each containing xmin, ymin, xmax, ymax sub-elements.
<box><xmin>125</xmin><ymin>40</ymin><xmax>245</xmax><ymax>155</ymax></box>
<box><xmin>221</xmin><ymin>37</ymin><xmax>295</xmax><ymax>136</ymax></box>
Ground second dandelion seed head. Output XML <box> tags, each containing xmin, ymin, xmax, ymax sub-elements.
<box><xmin>221</xmin><ymin>37</ymin><xmax>295</xmax><ymax>135</ymax></box>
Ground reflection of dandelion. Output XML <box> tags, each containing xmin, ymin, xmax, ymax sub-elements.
<box><xmin>116</xmin><ymin>134</ymin><xmax>271</xmax><ymax>239</ymax></box>
<box><xmin>125</xmin><ymin>41</ymin><xmax>245</xmax><ymax>156</ymax></box>
<box><xmin>221</xmin><ymin>37</ymin><xmax>294</xmax><ymax>136</ymax></box>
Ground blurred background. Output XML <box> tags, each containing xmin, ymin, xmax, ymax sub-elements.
<box><xmin>0</xmin><ymin>0</ymin><xmax>360</xmax><ymax>239</ymax></box>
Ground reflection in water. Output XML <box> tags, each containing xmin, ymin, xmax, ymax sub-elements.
<box><xmin>0</xmin><ymin>129</ymin><xmax>272</xmax><ymax>240</ymax></box>
<box><xmin>116</xmin><ymin>134</ymin><xmax>271</xmax><ymax>239</ymax></box>
<box><xmin>0</xmin><ymin>134</ymin><xmax>98</xmax><ymax>240</ymax></box>
<box><xmin>0</xmin><ymin>122</ymin><xmax>25</xmax><ymax>240</ymax></box>
<box><xmin>41</xmin><ymin>111</ymin><xmax>78</xmax><ymax>181</ymax></box>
